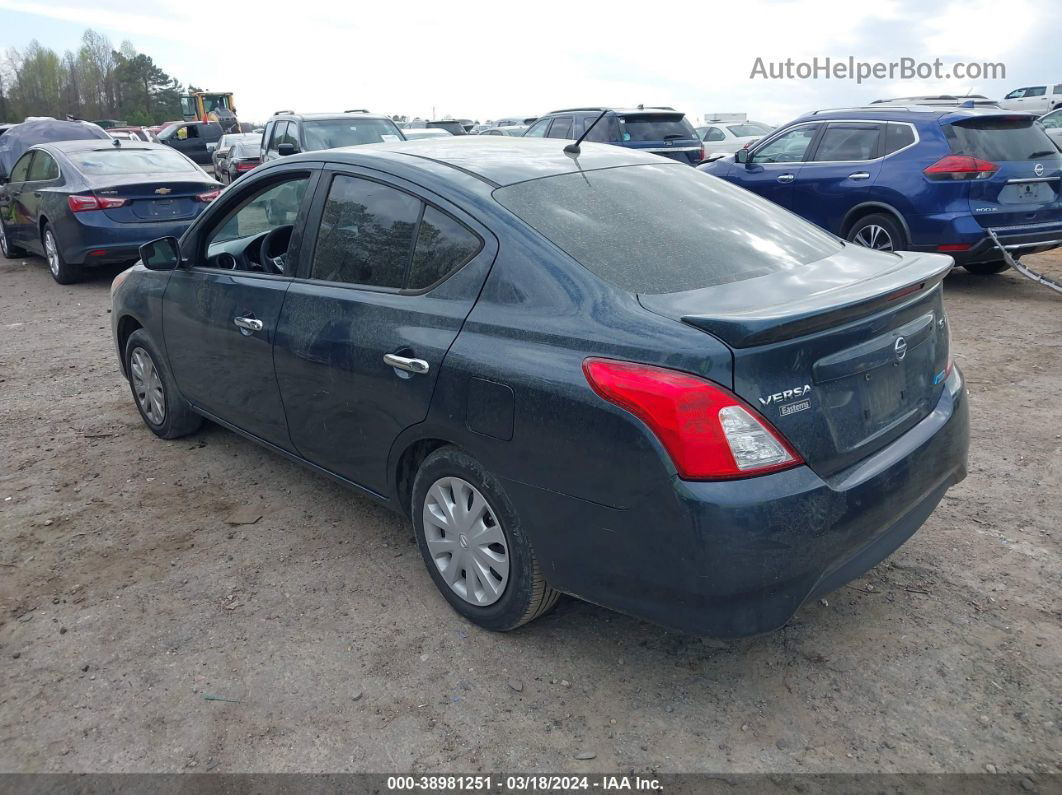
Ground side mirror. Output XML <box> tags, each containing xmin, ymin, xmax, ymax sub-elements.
<box><xmin>206</xmin><ymin>142</ymin><xmax>217</xmax><ymax>153</ymax></box>
<box><xmin>277</xmin><ymin>142</ymin><xmax>297</xmax><ymax>156</ymax></box>
<box><xmin>140</xmin><ymin>237</ymin><xmax>181</xmax><ymax>271</ymax></box>
<box><xmin>734</xmin><ymin>148</ymin><xmax>750</xmax><ymax>164</ymax></box>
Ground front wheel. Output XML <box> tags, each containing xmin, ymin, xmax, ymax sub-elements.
<box><xmin>124</xmin><ymin>329</ymin><xmax>203</xmax><ymax>439</ymax></box>
<box><xmin>43</xmin><ymin>223</ymin><xmax>82</xmax><ymax>284</ymax></box>
<box><xmin>411</xmin><ymin>446</ymin><xmax>559</xmax><ymax>631</ymax></box>
<box><xmin>0</xmin><ymin>219</ymin><xmax>27</xmax><ymax>259</ymax></box>
<box><xmin>846</xmin><ymin>214</ymin><xmax>908</xmax><ymax>253</ymax></box>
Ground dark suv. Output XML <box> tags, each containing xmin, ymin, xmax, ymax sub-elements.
<box><xmin>700</xmin><ymin>105</ymin><xmax>1062</xmax><ymax>274</ymax></box>
<box><xmin>260</xmin><ymin>111</ymin><xmax>406</xmax><ymax>163</ymax></box>
<box><xmin>524</xmin><ymin>107</ymin><xmax>704</xmax><ymax>165</ymax></box>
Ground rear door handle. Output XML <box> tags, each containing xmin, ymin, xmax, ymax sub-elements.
<box><xmin>776</xmin><ymin>173</ymin><xmax>794</xmax><ymax>183</ymax></box>
<box><xmin>233</xmin><ymin>316</ymin><xmax>264</xmax><ymax>333</ymax></box>
<box><xmin>383</xmin><ymin>353</ymin><xmax>430</xmax><ymax>375</ymax></box>
<box><xmin>848</xmin><ymin>172</ymin><xmax>871</xmax><ymax>181</ymax></box>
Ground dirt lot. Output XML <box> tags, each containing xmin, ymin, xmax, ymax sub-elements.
<box><xmin>0</xmin><ymin>249</ymin><xmax>1059</xmax><ymax>776</ymax></box>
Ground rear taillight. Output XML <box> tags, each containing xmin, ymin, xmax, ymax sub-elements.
<box><xmin>235</xmin><ymin>160</ymin><xmax>257</xmax><ymax>171</ymax></box>
<box><xmin>697</xmin><ymin>144</ymin><xmax>705</xmax><ymax>162</ymax></box>
<box><xmin>924</xmin><ymin>155</ymin><xmax>998</xmax><ymax>181</ymax></box>
<box><xmin>582</xmin><ymin>358</ymin><xmax>802</xmax><ymax>480</ymax></box>
<box><xmin>196</xmin><ymin>189</ymin><xmax>221</xmax><ymax>202</ymax></box>
<box><xmin>67</xmin><ymin>194</ymin><xmax>127</xmax><ymax>212</ymax></box>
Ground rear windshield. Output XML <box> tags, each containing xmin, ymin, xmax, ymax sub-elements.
<box><xmin>944</xmin><ymin>117</ymin><xmax>1061</xmax><ymax>161</ymax></box>
<box><xmin>727</xmin><ymin>123</ymin><xmax>772</xmax><ymax>137</ymax></box>
<box><xmin>231</xmin><ymin>143</ymin><xmax>260</xmax><ymax>159</ymax></box>
<box><xmin>68</xmin><ymin>148</ymin><xmax>199</xmax><ymax>176</ymax></box>
<box><xmin>617</xmin><ymin>114</ymin><xmax>696</xmax><ymax>142</ymax></box>
<box><xmin>301</xmin><ymin>119</ymin><xmax>402</xmax><ymax>150</ymax></box>
<box><xmin>494</xmin><ymin>163</ymin><xmax>842</xmax><ymax>294</ymax></box>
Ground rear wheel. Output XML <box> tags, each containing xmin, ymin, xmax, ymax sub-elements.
<box><xmin>124</xmin><ymin>328</ymin><xmax>203</xmax><ymax>439</ymax></box>
<box><xmin>411</xmin><ymin>446</ymin><xmax>559</xmax><ymax>631</ymax></box>
<box><xmin>963</xmin><ymin>261</ymin><xmax>1010</xmax><ymax>275</ymax></box>
<box><xmin>0</xmin><ymin>219</ymin><xmax>26</xmax><ymax>258</ymax></box>
<box><xmin>43</xmin><ymin>223</ymin><xmax>82</xmax><ymax>284</ymax></box>
<box><xmin>846</xmin><ymin>213</ymin><xmax>908</xmax><ymax>253</ymax></box>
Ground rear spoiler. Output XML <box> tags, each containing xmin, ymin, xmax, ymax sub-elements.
<box><xmin>678</xmin><ymin>256</ymin><xmax>954</xmax><ymax>348</ymax></box>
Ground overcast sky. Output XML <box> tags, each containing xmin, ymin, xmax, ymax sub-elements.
<box><xmin>1</xmin><ymin>0</ymin><xmax>1060</xmax><ymax>126</ymax></box>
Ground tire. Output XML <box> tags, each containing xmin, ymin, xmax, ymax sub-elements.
<box><xmin>963</xmin><ymin>261</ymin><xmax>1010</xmax><ymax>275</ymax></box>
<box><xmin>0</xmin><ymin>218</ymin><xmax>27</xmax><ymax>259</ymax></box>
<box><xmin>124</xmin><ymin>328</ymin><xmax>203</xmax><ymax>439</ymax></box>
<box><xmin>411</xmin><ymin>446</ymin><xmax>559</xmax><ymax>631</ymax></box>
<box><xmin>42</xmin><ymin>223</ymin><xmax>82</xmax><ymax>284</ymax></box>
<box><xmin>846</xmin><ymin>213</ymin><xmax>908</xmax><ymax>253</ymax></box>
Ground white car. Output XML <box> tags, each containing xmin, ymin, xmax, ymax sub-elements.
<box><xmin>1040</xmin><ymin>108</ymin><xmax>1062</xmax><ymax>149</ymax></box>
<box><xmin>695</xmin><ymin>120</ymin><xmax>774</xmax><ymax>161</ymax></box>
<box><xmin>998</xmin><ymin>84</ymin><xmax>1062</xmax><ymax>114</ymax></box>
<box><xmin>400</xmin><ymin>128</ymin><xmax>452</xmax><ymax>140</ymax></box>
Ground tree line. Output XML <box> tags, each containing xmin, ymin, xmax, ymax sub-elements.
<box><xmin>0</xmin><ymin>29</ymin><xmax>193</xmax><ymax>126</ymax></box>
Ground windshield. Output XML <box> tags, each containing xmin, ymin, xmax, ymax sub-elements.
<box><xmin>302</xmin><ymin>119</ymin><xmax>402</xmax><ymax>150</ymax></box>
<box><xmin>944</xmin><ymin>117</ymin><xmax>1062</xmax><ymax>160</ymax></box>
<box><xmin>494</xmin><ymin>163</ymin><xmax>842</xmax><ymax>294</ymax></box>
<box><xmin>617</xmin><ymin>114</ymin><xmax>696</xmax><ymax>142</ymax></box>
<box><xmin>68</xmin><ymin>148</ymin><xmax>199</xmax><ymax>176</ymax></box>
<box><xmin>727</xmin><ymin>123</ymin><xmax>772</xmax><ymax>137</ymax></box>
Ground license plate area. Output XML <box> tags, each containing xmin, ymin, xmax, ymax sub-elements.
<box><xmin>1000</xmin><ymin>181</ymin><xmax>1057</xmax><ymax>204</ymax></box>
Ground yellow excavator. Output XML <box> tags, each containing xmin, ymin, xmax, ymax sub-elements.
<box><xmin>180</xmin><ymin>91</ymin><xmax>240</xmax><ymax>133</ymax></box>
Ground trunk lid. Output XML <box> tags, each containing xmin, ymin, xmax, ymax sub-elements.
<box><xmin>639</xmin><ymin>247</ymin><xmax>954</xmax><ymax>476</ymax></box>
<box><xmin>95</xmin><ymin>177</ymin><xmax>217</xmax><ymax>223</ymax></box>
<box><xmin>942</xmin><ymin>115</ymin><xmax>1062</xmax><ymax>229</ymax></box>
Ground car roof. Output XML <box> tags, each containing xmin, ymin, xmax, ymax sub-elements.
<box><xmin>283</xmin><ymin>136</ymin><xmax>665</xmax><ymax>187</ymax></box>
<box><xmin>543</xmin><ymin>107</ymin><xmax>683</xmax><ymax>116</ymax></box>
<box><xmin>273</xmin><ymin>112</ymin><xmax>393</xmax><ymax>122</ymax></box>
<box><xmin>797</xmin><ymin>106</ymin><xmax>1041</xmax><ymax>124</ymax></box>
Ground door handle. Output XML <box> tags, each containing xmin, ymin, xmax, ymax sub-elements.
<box><xmin>776</xmin><ymin>173</ymin><xmax>794</xmax><ymax>183</ymax></box>
<box><xmin>848</xmin><ymin>172</ymin><xmax>871</xmax><ymax>181</ymax></box>
<box><xmin>383</xmin><ymin>353</ymin><xmax>430</xmax><ymax>375</ymax></box>
<box><xmin>233</xmin><ymin>316</ymin><xmax>264</xmax><ymax>333</ymax></box>
<box><xmin>33</xmin><ymin>191</ymin><xmax>42</xmax><ymax>197</ymax></box>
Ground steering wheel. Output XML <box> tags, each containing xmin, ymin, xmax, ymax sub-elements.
<box><xmin>259</xmin><ymin>224</ymin><xmax>294</xmax><ymax>275</ymax></box>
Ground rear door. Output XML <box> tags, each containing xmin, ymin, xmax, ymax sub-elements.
<box><xmin>793</xmin><ymin>121</ymin><xmax>884</xmax><ymax>232</ymax></box>
<box><xmin>943</xmin><ymin>115</ymin><xmax>1062</xmax><ymax>229</ymax></box>
<box><xmin>273</xmin><ymin>167</ymin><xmax>497</xmax><ymax>494</ymax></box>
<box><xmin>162</xmin><ymin>167</ymin><xmax>319</xmax><ymax>447</ymax></box>
<box><xmin>737</xmin><ymin>123</ymin><xmax>821</xmax><ymax>210</ymax></box>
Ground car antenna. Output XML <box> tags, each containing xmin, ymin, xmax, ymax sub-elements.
<box><xmin>564</xmin><ymin>109</ymin><xmax>609</xmax><ymax>155</ymax></box>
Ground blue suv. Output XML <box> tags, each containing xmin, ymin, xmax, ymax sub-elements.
<box><xmin>524</xmin><ymin>106</ymin><xmax>704</xmax><ymax>165</ymax></box>
<box><xmin>699</xmin><ymin>105</ymin><xmax>1062</xmax><ymax>274</ymax></box>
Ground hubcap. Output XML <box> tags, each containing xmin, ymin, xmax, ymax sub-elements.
<box><xmin>44</xmin><ymin>231</ymin><xmax>60</xmax><ymax>276</ymax></box>
<box><xmin>129</xmin><ymin>347</ymin><xmax>166</xmax><ymax>425</ymax></box>
<box><xmin>423</xmin><ymin>477</ymin><xmax>509</xmax><ymax>607</ymax></box>
<box><xmin>852</xmin><ymin>224</ymin><xmax>894</xmax><ymax>251</ymax></box>
<box><xmin>0</xmin><ymin>222</ymin><xmax>9</xmax><ymax>256</ymax></box>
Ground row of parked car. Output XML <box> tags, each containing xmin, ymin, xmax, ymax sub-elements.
<box><xmin>2</xmin><ymin>89</ymin><xmax>1061</xmax><ymax>285</ymax></box>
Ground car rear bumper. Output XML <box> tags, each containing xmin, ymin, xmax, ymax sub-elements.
<box><xmin>57</xmin><ymin>213</ymin><xmax>198</xmax><ymax>265</ymax></box>
<box><xmin>909</xmin><ymin>214</ymin><xmax>1062</xmax><ymax>264</ymax></box>
<box><xmin>504</xmin><ymin>367</ymin><xmax>969</xmax><ymax>638</ymax></box>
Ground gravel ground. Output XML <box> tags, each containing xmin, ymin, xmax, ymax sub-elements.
<box><xmin>0</xmin><ymin>249</ymin><xmax>1059</xmax><ymax>776</ymax></box>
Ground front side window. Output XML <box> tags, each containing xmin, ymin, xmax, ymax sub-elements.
<box><xmin>310</xmin><ymin>175</ymin><xmax>420</xmax><ymax>288</ymax></box>
<box><xmin>27</xmin><ymin>151</ymin><xmax>59</xmax><ymax>181</ymax></box>
<box><xmin>267</xmin><ymin>121</ymin><xmax>287</xmax><ymax>153</ymax></box>
<box><xmin>207</xmin><ymin>176</ymin><xmax>310</xmax><ymax>253</ymax></box>
<box><xmin>1039</xmin><ymin>111</ymin><xmax>1062</xmax><ymax>130</ymax></box>
<box><xmin>752</xmin><ymin>125</ymin><xmax>818</xmax><ymax>163</ymax></box>
<box><xmin>546</xmin><ymin>117</ymin><xmax>574</xmax><ymax>139</ymax></box>
<box><xmin>812</xmin><ymin>123</ymin><xmax>882</xmax><ymax>161</ymax></box>
<box><xmin>1004</xmin><ymin>88</ymin><xmax>1026</xmax><ymax>99</ymax></box>
<box><xmin>9</xmin><ymin>152</ymin><xmax>34</xmax><ymax>183</ymax></box>
<box><xmin>523</xmin><ymin>119</ymin><xmax>550</xmax><ymax>138</ymax></box>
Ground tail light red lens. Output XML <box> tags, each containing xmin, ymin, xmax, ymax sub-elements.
<box><xmin>67</xmin><ymin>194</ymin><xmax>127</xmax><ymax>212</ymax></box>
<box><xmin>697</xmin><ymin>145</ymin><xmax>705</xmax><ymax>162</ymax></box>
<box><xmin>923</xmin><ymin>155</ymin><xmax>998</xmax><ymax>181</ymax></box>
<box><xmin>235</xmin><ymin>160</ymin><xmax>257</xmax><ymax>171</ymax></box>
<box><xmin>196</xmin><ymin>189</ymin><xmax>221</xmax><ymax>202</ymax></box>
<box><xmin>582</xmin><ymin>358</ymin><xmax>803</xmax><ymax>480</ymax></box>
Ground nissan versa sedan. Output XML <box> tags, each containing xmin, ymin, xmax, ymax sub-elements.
<box><xmin>0</xmin><ymin>140</ymin><xmax>220</xmax><ymax>283</ymax></box>
<box><xmin>110</xmin><ymin>138</ymin><xmax>969</xmax><ymax>637</ymax></box>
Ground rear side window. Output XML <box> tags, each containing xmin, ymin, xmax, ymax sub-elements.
<box><xmin>582</xmin><ymin>116</ymin><xmax>612</xmax><ymax>143</ymax></box>
<box><xmin>409</xmin><ymin>206</ymin><xmax>482</xmax><ymax>289</ymax></box>
<box><xmin>27</xmin><ymin>151</ymin><xmax>59</xmax><ymax>181</ymax></box>
<box><xmin>883</xmin><ymin>123</ymin><xmax>916</xmax><ymax>154</ymax></box>
<box><xmin>944</xmin><ymin>117</ymin><xmax>1061</xmax><ymax>160</ymax></box>
<box><xmin>1025</xmin><ymin>87</ymin><xmax>1046</xmax><ymax>97</ymax></box>
<box><xmin>703</xmin><ymin>126</ymin><xmax>725</xmax><ymax>142</ymax></box>
<box><xmin>494</xmin><ymin>163</ymin><xmax>842</xmax><ymax>295</ymax></box>
<box><xmin>311</xmin><ymin>175</ymin><xmax>420</xmax><ymax>288</ymax></box>
<box><xmin>617</xmin><ymin>114</ymin><xmax>695</xmax><ymax>142</ymax></box>
<box><xmin>812</xmin><ymin>123</ymin><xmax>881</xmax><ymax>161</ymax></box>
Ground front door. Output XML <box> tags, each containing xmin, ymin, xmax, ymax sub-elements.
<box><xmin>162</xmin><ymin>168</ymin><xmax>318</xmax><ymax>448</ymax></box>
<box><xmin>738</xmin><ymin>124</ymin><xmax>820</xmax><ymax>210</ymax></box>
<box><xmin>2</xmin><ymin>152</ymin><xmax>37</xmax><ymax>248</ymax></box>
<box><xmin>273</xmin><ymin>168</ymin><xmax>496</xmax><ymax>495</ymax></box>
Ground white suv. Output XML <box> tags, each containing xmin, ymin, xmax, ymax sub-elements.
<box><xmin>999</xmin><ymin>84</ymin><xmax>1062</xmax><ymax>114</ymax></box>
